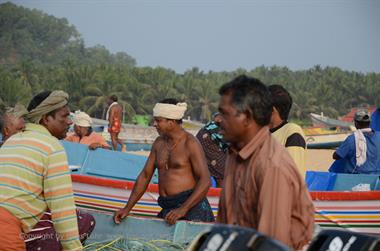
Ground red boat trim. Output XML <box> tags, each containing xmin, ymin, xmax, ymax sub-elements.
<box><xmin>72</xmin><ymin>174</ymin><xmax>380</xmax><ymax>200</ymax></box>
<box><xmin>72</xmin><ymin>174</ymin><xmax>221</xmax><ymax>196</ymax></box>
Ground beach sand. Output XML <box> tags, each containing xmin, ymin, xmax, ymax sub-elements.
<box><xmin>306</xmin><ymin>149</ymin><xmax>334</xmax><ymax>172</ymax></box>
<box><xmin>129</xmin><ymin>149</ymin><xmax>335</xmax><ymax>172</ymax></box>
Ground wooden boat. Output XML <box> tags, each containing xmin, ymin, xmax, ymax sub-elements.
<box><xmin>310</xmin><ymin>113</ymin><xmax>353</xmax><ymax>130</ymax></box>
<box><xmin>83</xmin><ymin>209</ymin><xmax>210</xmax><ymax>249</ymax></box>
<box><xmin>305</xmin><ymin>131</ymin><xmax>351</xmax><ymax>149</ymax></box>
<box><xmin>63</xmin><ymin>142</ymin><xmax>380</xmax><ymax>237</ymax></box>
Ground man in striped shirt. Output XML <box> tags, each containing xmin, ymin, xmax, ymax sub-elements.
<box><xmin>0</xmin><ymin>91</ymin><xmax>83</xmax><ymax>251</ymax></box>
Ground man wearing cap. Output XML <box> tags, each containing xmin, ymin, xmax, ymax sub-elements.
<box><xmin>0</xmin><ymin>104</ymin><xmax>28</xmax><ymax>144</ymax></box>
<box><xmin>329</xmin><ymin>110</ymin><xmax>380</xmax><ymax>174</ymax></box>
<box><xmin>0</xmin><ymin>91</ymin><xmax>85</xmax><ymax>250</ymax></box>
<box><xmin>370</xmin><ymin>107</ymin><xmax>380</xmax><ymax>131</ymax></box>
<box><xmin>114</xmin><ymin>98</ymin><xmax>214</xmax><ymax>225</ymax></box>
<box><xmin>65</xmin><ymin>110</ymin><xmax>110</xmax><ymax>150</ymax></box>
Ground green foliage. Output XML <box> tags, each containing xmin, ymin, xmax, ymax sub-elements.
<box><xmin>0</xmin><ymin>2</ymin><xmax>379</xmax><ymax>124</ymax></box>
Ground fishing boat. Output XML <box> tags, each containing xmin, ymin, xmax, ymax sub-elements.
<box><xmin>310</xmin><ymin>113</ymin><xmax>353</xmax><ymax>130</ymax></box>
<box><xmin>83</xmin><ymin>210</ymin><xmax>211</xmax><ymax>250</ymax></box>
<box><xmin>64</xmin><ymin>142</ymin><xmax>380</xmax><ymax>237</ymax></box>
<box><xmin>304</xmin><ymin>131</ymin><xmax>351</xmax><ymax>149</ymax></box>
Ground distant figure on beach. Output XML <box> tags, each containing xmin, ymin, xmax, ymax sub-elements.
<box><xmin>329</xmin><ymin>110</ymin><xmax>380</xmax><ymax>174</ymax></box>
<box><xmin>0</xmin><ymin>91</ymin><xmax>94</xmax><ymax>250</ymax></box>
<box><xmin>106</xmin><ymin>95</ymin><xmax>126</xmax><ymax>151</ymax></box>
<box><xmin>66</xmin><ymin>110</ymin><xmax>110</xmax><ymax>150</ymax></box>
<box><xmin>215</xmin><ymin>75</ymin><xmax>314</xmax><ymax>250</ymax></box>
<box><xmin>196</xmin><ymin>113</ymin><xmax>228</xmax><ymax>187</ymax></box>
<box><xmin>0</xmin><ymin>104</ymin><xmax>27</xmax><ymax>143</ymax></box>
<box><xmin>114</xmin><ymin>98</ymin><xmax>214</xmax><ymax>225</ymax></box>
<box><xmin>370</xmin><ymin>107</ymin><xmax>380</xmax><ymax>131</ymax></box>
<box><xmin>268</xmin><ymin>85</ymin><xmax>306</xmax><ymax>177</ymax></box>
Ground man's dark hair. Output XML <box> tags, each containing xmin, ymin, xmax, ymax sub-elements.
<box><xmin>109</xmin><ymin>95</ymin><xmax>118</xmax><ymax>102</ymax></box>
<box><xmin>268</xmin><ymin>84</ymin><xmax>292</xmax><ymax>121</ymax></box>
<box><xmin>27</xmin><ymin>91</ymin><xmax>60</xmax><ymax>119</ymax></box>
<box><xmin>27</xmin><ymin>91</ymin><xmax>52</xmax><ymax>111</ymax></box>
<box><xmin>159</xmin><ymin>98</ymin><xmax>183</xmax><ymax>124</ymax></box>
<box><xmin>219</xmin><ymin>75</ymin><xmax>272</xmax><ymax>126</ymax></box>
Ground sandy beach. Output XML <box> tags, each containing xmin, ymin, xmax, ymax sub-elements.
<box><xmin>306</xmin><ymin>149</ymin><xmax>334</xmax><ymax>172</ymax></box>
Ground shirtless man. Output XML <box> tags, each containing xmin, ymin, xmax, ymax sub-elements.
<box><xmin>114</xmin><ymin>98</ymin><xmax>214</xmax><ymax>225</ymax></box>
<box><xmin>106</xmin><ymin>95</ymin><xmax>125</xmax><ymax>151</ymax></box>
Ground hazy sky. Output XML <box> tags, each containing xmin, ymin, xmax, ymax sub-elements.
<box><xmin>7</xmin><ymin>0</ymin><xmax>380</xmax><ymax>73</ymax></box>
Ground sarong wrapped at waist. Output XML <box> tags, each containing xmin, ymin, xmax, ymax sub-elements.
<box><xmin>157</xmin><ymin>189</ymin><xmax>215</xmax><ymax>222</ymax></box>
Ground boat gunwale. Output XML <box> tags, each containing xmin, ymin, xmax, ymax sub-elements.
<box><xmin>72</xmin><ymin>174</ymin><xmax>380</xmax><ymax>201</ymax></box>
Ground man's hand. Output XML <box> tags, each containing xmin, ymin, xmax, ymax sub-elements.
<box><xmin>114</xmin><ymin>208</ymin><xmax>129</xmax><ymax>224</ymax></box>
<box><xmin>89</xmin><ymin>143</ymin><xmax>100</xmax><ymax>150</ymax></box>
<box><xmin>164</xmin><ymin>207</ymin><xmax>187</xmax><ymax>225</ymax></box>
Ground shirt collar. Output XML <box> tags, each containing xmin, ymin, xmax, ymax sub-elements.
<box><xmin>231</xmin><ymin>126</ymin><xmax>271</xmax><ymax>160</ymax></box>
<box><xmin>25</xmin><ymin>123</ymin><xmax>53</xmax><ymax>137</ymax></box>
<box><xmin>269</xmin><ymin>121</ymin><xmax>287</xmax><ymax>133</ymax></box>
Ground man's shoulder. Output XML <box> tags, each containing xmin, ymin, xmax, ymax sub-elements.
<box><xmin>185</xmin><ymin>132</ymin><xmax>201</xmax><ymax>146</ymax></box>
<box><xmin>282</xmin><ymin>122</ymin><xmax>304</xmax><ymax>135</ymax></box>
<box><xmin>264</xmin><ymin>136</ymin><xmax>299</xmax><ymax>169</ymax></box>
<box><xmin>20</xmin><ymin>130</ymin><xmax>64</xmax><ymax>153</ymax></box>
<box><xmin>152</xmin><ymin>136</ymin><xmax>165</xmax><ymax>148</ymax></box>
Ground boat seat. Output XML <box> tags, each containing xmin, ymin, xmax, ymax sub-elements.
<box><xmin>62</xmin><ymin>141</ymin><xmax>158</xmax><ymax>183</ymax></box>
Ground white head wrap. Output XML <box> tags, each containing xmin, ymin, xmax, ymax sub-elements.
<box><xmin>153</xmin><ymin>102</ymin><xmax>187</xmax><ymax>120</ymax></box>
<box><xmin>73</xmin><ymin>111</ymin><xmax>92</xmax><ymax>127</ymax></box>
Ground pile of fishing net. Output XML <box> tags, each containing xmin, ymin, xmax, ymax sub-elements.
<box><xmin>83</xmin><ymin>237</ymin><xmax>187</xmax><ymax>251</ymax></box>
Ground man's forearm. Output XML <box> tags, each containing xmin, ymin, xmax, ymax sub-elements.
<box><xmin>123</xmin><ymin>176</ymin><xmax>150</xmax><ymax>212</ymax></box>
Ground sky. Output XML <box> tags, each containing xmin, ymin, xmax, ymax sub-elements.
<box><xmin>6</xmin><ymin>0</ymin><xmax>380</xmax><ymax>73</ymax></box>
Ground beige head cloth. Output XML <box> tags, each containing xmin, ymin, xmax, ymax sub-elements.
<box><xmin>73</xmin><ymin>111</ymin><xmax>92</xmax><ymax>127</ymax></box>
<box><xmin>26</xmin><ymin>90</ymin><xmax>69</xmax><ymax>123</ymax></box>
<box><xmin>153</xmin><ymin>102</ymin><xmax>187</xmax><ymax>120</ymax></box>
<box><xmin>6</xmin><ymin>104</ymin><xmax>28</xmax><ymax>119</ymax></box>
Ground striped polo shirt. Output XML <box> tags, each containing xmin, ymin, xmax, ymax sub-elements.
<box><xmin>0</xmin><ymin>123</ymin><xmax>82</xmax><ymax>251</ymax></box>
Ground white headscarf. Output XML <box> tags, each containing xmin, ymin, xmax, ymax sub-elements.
<box><xmin>73</xmin><ymin>111</ymin><xmax>92</xmax><ymax>127</ymax></box>
<box><xmin>153</xmin><ymin>102</ymin><xmax>187</xmax><ymax>120</ymax></box>
<box><xmin>354</xmin><ymin>128</ymin><xmax>372</xmax><ymax>167</ymax></box>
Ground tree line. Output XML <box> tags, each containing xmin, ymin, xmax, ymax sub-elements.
<box><xmin>1</xmin><ymin>2</ymin><xmax>379</xmax><ymax>125</ymax></box>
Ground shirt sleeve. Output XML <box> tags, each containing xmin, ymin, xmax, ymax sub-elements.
<box><xmin>257</xmin><ymin>166</ymin><xmax>292</xmax><ymax>247</ymax></box>
<box><xmin>44</xmin><ymin>147</ymin><xmax>82</xmax><ymax>251</ymax></box>
<box><xmin>336</xmin><ymin>135</ymin><xmax>354</xmax><ymax>159</ymax></box>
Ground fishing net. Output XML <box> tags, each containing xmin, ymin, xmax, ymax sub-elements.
<box><xmin>83</xmin><ymin>237</ymin><xmax>187</xmax><ymax>251</ymax></box>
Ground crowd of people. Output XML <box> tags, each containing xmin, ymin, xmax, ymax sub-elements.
<box><xmin>1</xmin><ymin>75</ymin><xmax>379</xmax><ymax>250</ymax></box>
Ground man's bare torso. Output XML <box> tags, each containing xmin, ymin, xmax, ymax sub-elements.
<box><xmin>153</xmin><ymin>132</ymin><xmax>198</xmax><ymax>197</ymax></box>
<box><xmin>109</xmin><ymin>104</ymin><xmax>123</xmax><ymax>123</ymax></box>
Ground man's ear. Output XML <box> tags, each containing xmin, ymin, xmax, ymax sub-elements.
<box><xmin>40</xmin><ymin>114</ymin><xmax>50</xmax><ymax>126</ymax></box>
<box><xmin>3</xmin><ymin>127</ymin><xmax>10</xmax><ymax>137</ymax></box>
<box><xmin>241</xmin><ymin>110</ymin><xmax>252</xmax><ymax>126</ymax></box>
<box><xmin>272</xmin><ymin>106</ymin><xmax>278</xmax><ymax>115</ymax></box>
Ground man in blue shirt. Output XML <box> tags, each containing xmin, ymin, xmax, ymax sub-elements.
<box><xmin>370</xmin><ymin>107</ymin><xmax>380</xmax><ymax>131</ymax></box>
<box><xmin>329</xmin><ymin>110</ymin><xmax>380</xmax><ymax>174</ymax></box>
